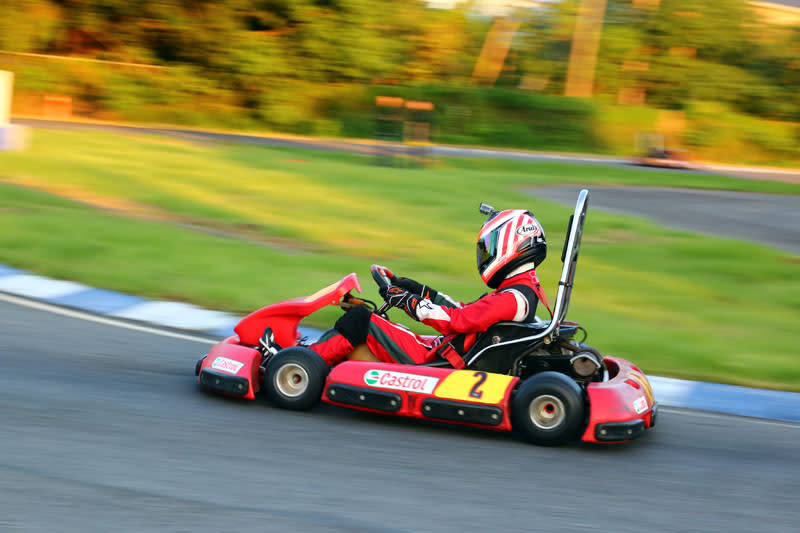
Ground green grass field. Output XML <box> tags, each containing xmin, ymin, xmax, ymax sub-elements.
<box><xmin>1</xmin><ymin>129</ymin><xmax>799</xmax><ymax>391</ymax></box>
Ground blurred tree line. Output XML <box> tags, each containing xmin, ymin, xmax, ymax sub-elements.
<box><xmin>0</xmin><ymin>1</ymin><xmax>484</xmax><ymax>119</ymax></box>
<box><xmin>511</xmin><ymin>0</ymin><xmax>799</xmax><ymax>121</ymax></box>
<box><xmin>0</xmin><ymin>0</ymin><xmax>797</xmax><ymax>161</ymax></box>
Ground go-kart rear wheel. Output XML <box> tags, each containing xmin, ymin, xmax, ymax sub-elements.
<box><xmin>511</xmin><ymin>371</ymin><xmax>585</xmax><ymax>446</ymax></box>
<box><xmin>263</xmin><ymin>347</ymin><xmax>329</xmax><ymax>411</ymax></box>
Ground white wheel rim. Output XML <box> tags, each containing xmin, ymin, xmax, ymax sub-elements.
<box><xmin>275</xmin><ymin>363</ymin><xmax>309</xmax><ymax>398</ymax></box>
<box><xmin>529</xmin><ymin>394</ymin><xmax>566</xmax><ymax>430</ymax></box>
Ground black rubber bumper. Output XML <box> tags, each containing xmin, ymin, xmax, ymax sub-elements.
<box><xmin>594</xmin><ymin>419</ymin><xmax>646</xmax><ymax>442</ymax></box>
<box><xmin>326</xmin><ymin>384</ymin><xmax>402</xmax><ymax>412</ymax></box>
<box><xmin>421</xmin><ymin>398</ymin><xmax>503</xmax><ymax>426</ymax></box>
<box><xmin>199</xmin><ymin>369</ymin><xmax>249</xmax><ymax>396</ymax></box>
<box><xmin>649</xmin><ymin>403</ymin><xmax>658</xmax><ymax>428</ymax></box>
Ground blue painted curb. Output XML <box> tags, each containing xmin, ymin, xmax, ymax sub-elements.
<box><xmin>1</xmin><ymin>263</ymin><xmax>798</xmax><ymax>423</ymax></box>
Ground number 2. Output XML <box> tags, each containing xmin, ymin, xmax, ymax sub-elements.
<box><xmin>470</xmin><ymin>371</ymin><xmax>487</xmax><ymax>399</ymax></box>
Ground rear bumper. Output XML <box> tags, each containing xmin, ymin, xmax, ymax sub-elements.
<box><xmin>594</xmin><ymin>419</ymin><xmax>646</xmax><ymax>442</ymax></box>
<box><xmin>581</xmin><ymin>357</ymin><xmax>657</xmax><ymax>443</ymax></box>
<box><xmin>594</xmin><ymin>402</ymin><xmax>658</xmax><ymax>442</ymax></box>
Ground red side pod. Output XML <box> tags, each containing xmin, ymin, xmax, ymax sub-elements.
<box><xmin>198</xmin><ymin>336</ymin><xmax>261</xmax><ymax>400</ymax></box>
<box><xmin>234</xmin><ymin>273</ymin><xmax>361</xmax><ymax>348</ymax></box>
<box><xmin>581</xmin><ymin>356</ymin><xmax>656</xmax><ymax>443</ymax></box>
<box><xmin>322</xmin><ymin>361</ymin><xmax>518</xmax><ymax>431</ymax></box>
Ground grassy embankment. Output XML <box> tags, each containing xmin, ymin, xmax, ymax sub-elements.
<box><xmin>0</xmin><ymin>129</ymin><xmax>798</xmax><ymax>391</ymax></box>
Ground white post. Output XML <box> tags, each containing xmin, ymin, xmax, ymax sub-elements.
<box><xmin>0</xmin><ymin>70</ymin><xmax>11</xmax><ymax>125</ymax></box>
<box><xmin>0</xmin><ymin>70</ymin><xmax>28</xmax><ymax>150</ymax></box>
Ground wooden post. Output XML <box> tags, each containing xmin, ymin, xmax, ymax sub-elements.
<box><xmin>374</xmin><ymin>96</ymin><xmax>405</xmax><ymax>166</ymax></box>
<box><xmin>404</xmin><ymin>100</ymin><xmax>435</xmax><ymax>167</ymax></box>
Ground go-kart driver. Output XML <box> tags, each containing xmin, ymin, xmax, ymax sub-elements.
<box><xmin>261</xmin><ymin>208</ymin><xmax>550</xmax><ymax>368</ymax></box>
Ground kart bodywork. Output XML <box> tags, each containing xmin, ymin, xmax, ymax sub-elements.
<box><xmin>636</xmin><ymin>148</ymin><xmax>696</xmax><ymax>170</ymax></box>
<box><xmin>197</xmin><ymin>274</ymin><xmax>361</xmax><ymax>400</ymax></box>
<box><xmin>196</xmin><ymin>189</ymin><xmax>657</xmax><ymax>445</ymax></box>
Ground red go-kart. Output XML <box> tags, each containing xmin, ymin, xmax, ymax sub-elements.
<box><xmin>195</xmin><ymin>189</ymin><xmax>657</xmax><ymax>445</ymax></box>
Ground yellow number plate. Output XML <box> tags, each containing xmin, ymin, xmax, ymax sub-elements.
<box><xmin>434</xmin><ymin>371</ymin><xmax>515</xmax><ymax>404</ymax></box>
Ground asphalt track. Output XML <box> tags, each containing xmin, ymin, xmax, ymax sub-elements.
<box><xmin>1</xmin><ymin>297</ymin><xmax>798</xmax><ymax>532</ymax></box>
<box><xmin>527</xmin><ymin>186</ymin><xmax>800</xmax><ymax>255</ymax></box>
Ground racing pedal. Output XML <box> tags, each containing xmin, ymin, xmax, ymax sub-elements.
<box><xmin>258</xmin><ymin>327</ymin><xmax>282</xmax><ymax>360</ymax></box>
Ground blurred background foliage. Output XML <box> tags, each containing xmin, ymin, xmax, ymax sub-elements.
<box><xmin>0</xmin><ymin>0</ymin><xmax>798</xmax><ymax>163</ymax></box>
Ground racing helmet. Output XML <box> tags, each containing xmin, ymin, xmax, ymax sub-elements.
<box><xmin>477</xmin><ymin>207</ymin><xmax>547</xmax><ymax>289</ymax></box>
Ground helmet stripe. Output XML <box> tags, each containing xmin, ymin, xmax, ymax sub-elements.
<box><xmin>507</xmin><ymin>214</ymin><xmax>524</xmax><ymax>255</ymax></box>
<box><xmin>501</xmin><ymin>219</ymin><xmax>513</xmax><ymax>256</ymax></box>
<box><xmin>512</xmin><ymin>213</ymin><xmax>525</xmax><ymax>244</ymax></box>
<box><xmin>480</xmin><ymin>209</ymin><xmax>520</xmax><ymax>235</ymax></box>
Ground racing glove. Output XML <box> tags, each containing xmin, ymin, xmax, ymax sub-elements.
<box><xmin>374</xmin><ymin>265</ymin><xmax>438</xmax><ymax>302</ymax></box>
<box><xmin>379</xmin><ymin>285</ymin><xmax>422</xmax><ymax>320</ymax></box>
<box><xmin>393</xmin><ymin>276</ymin><xmax>438</xmax><ymax>301</ymax></box>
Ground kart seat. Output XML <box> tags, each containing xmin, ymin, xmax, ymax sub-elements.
<box><xmin>452</xmin><ymin>320</ymin><xmax>579</xmax><ymax>374</ymax></box>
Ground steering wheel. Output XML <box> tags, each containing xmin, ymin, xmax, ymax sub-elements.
<box><xmin>370</xmin><ymin>264</ymin><xmax>393</xmax><ymax>316</ymax></box>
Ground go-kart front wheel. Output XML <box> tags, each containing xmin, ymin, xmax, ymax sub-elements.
<box><xmin>263</xmin><ymin>347</ymin><xmax>329</xmax><ymax>411</ymax></box>
<box><xmin>511</xmin><ymin>371</ymin><xmax>585</xmax><ymax>446</ymax></box>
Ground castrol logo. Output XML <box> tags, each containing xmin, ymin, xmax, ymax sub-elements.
<box><xmin>211</xmin><ymin>356</ymin><xmax>244</xmax><ymax>374</ymax></box>
<box><xmin>364</xmin><ymin>370</ymin><xmax>439</xmax><ymax>394</ymax></box>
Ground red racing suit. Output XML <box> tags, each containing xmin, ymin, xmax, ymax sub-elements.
<box><xmin>310</xmin><ymin>270</ymin><xmax>548</xmax><ymax>367</ymax></box>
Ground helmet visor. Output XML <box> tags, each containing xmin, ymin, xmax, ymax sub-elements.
<box><xmin>477</xmin><ymin>231</ymin><xmax>497</xmax><ymax>271</ymax></box>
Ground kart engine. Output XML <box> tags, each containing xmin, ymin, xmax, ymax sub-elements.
<box><xmin>513</xmin><ymin>341</ymin><xmax>605</xmax><ymax>384</ymax></box>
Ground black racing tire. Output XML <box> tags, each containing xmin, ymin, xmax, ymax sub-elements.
<box><xmin>511</xmin><ymin>371</ymin><xmax>586</xmax><ymax>446</ymax></box>
<box><xmin>263</xmin><ymin>347</ymin><xmax>329</xmax><ymax>411</ymax></box>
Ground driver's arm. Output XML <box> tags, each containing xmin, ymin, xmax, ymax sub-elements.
<box><xmin>414</xmin><ymin>291</ymin><xmax>520</xmax><ymax>335</ymax></box>
<box><xmin>429</xmin><ymin>290</ymin><xmax>460</xmax><ymax>309</ymax></box>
